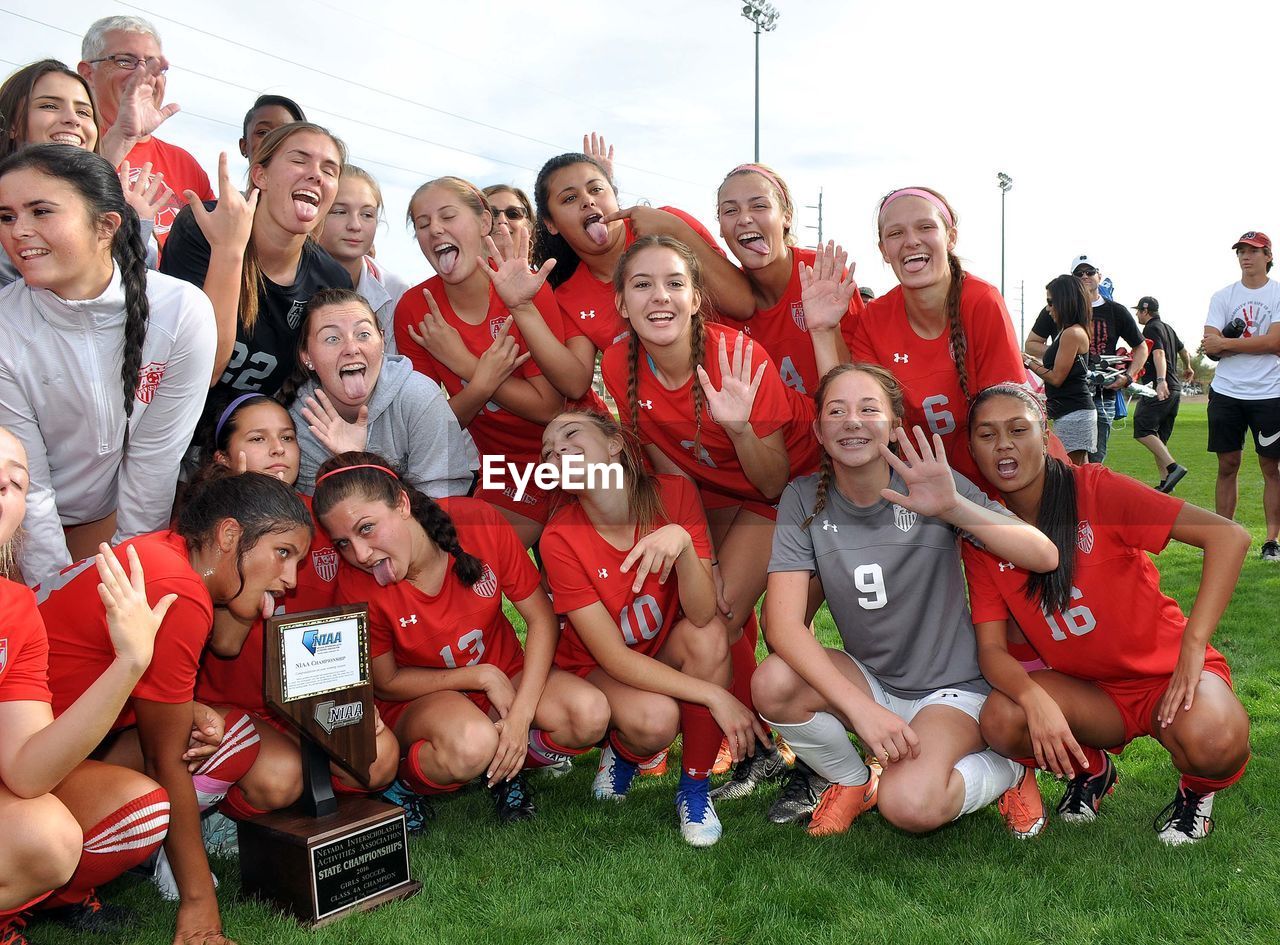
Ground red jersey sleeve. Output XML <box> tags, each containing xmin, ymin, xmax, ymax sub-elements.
<box><xmin>966</xmin><ymin>279</ymin><xmax>1025</xmax><ymax>391</ymax></box>
<box><xmin>539</xmin><ymin>521</ymin><xmax>598</xmax><ymax>613</ymax></box>
<box><xmin>662</xmin><ymin>207</ymin><xmax>725</xmax><ymax>257</ymax></box>
<box><xmin>1085</xmin><ymin>465</ymin><xmax>1184</xmax><ymax>554</ymax></box>
<box><xmin>479</xmin><ymin>503</ymin><xmax>542</xmax><ymax>602</ymax></box>
<box><xmin>961</xmin><ymin>542</ymin><xmax>1012</xmax><ymax>625</ymax></box>
<box><xmin>132</xmin><ymin>592</ymin><xmax>213</xmax><ymax>704</ymax></box>
<box><xmin>0</xmin><ymin>582</ymin><xmax>52</xmax><ymax>704</ymax></box>
<box><xmin>850</xmin><ymin>297</ymin><xmax>880</xmax><ymax>364</ymax></box>
<box><xmin>393</xmin><ymin>284</ymin><xmax>441</xmax><ymax>381</ymax></box>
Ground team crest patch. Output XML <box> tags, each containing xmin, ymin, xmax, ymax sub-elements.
<box><xmin>893</xmin><ymin>504</ymin><xmax>917</xmax><ymax>533</ymax></box>
<box><xmin>489</xmin><ymin>317</ymin><xmax>507</xmax><ymax>339</ymax></box>
<box><xmin>473</xmin><ymin>563</ymin><xmax>498</xmax><ymax>598</ymax></box>
<box><xmin>312</xmin><ymin>548</ymin><xmax>338</xmax><ymax>583</ymax></box>
<box><xmin>0</xmin><ymin>637</ymin><xmax>7</xmax><ymax>674</ymax></box>
<box><xmin>134</xmin><ymin>361</ymin><xmax>167</xmax><ymax>404</ymax></box>
<box><xmin>286</xmin><ymin>299</ymin><xmax>306</xmax><ymax>330</ymax></box>
<box><xmin>790</xmin><ymin>300</ymin><xmax>807</xmax><ymax>331</ymax></box>
<box><xmin>1076</xmin><ymin>520</ymin><xmax>1094</xmax><ymax>554</ymax></box>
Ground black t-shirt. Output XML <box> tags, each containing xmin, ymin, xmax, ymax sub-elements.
<box><xmin>1032</xmin><ymin>298</ymin><xmax>1144</xmax><ymax>358</ymax></box>
<box><xmin>1141</xmin><ymin>315</ymin><xmax>1184</xmax><ymax>391</ymax></box>
<box><xmin>160</xmin><ymin>202</ymin><xmax>353</xmax><ymax>399</ymax></box>
<box><xmin>1042</xmin><ymin>332</ymin><xmax>1095</xmax><ymax>419</ymax></box>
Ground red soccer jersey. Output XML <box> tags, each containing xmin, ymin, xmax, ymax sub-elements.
<box><xmin>554</xmin><ymin>207</ymin><xmax>725</xmax><ymax>352</ymax></box>
<box><xmin>197</xmin><ymin>496</ymin><xmax>336</xmax><ymax>713</ymax></box>
<box><xmin>37</xmin><ymin>531</ymin><xmax>213</xmax><ymax>728</ymax></box>
<box><xmin>962</xmin><ymin>464</ymin><xmax>1211</xmax><ymax>683</ymax></box>
<box><xmin>742</xmin><ymin>246</ymin><xmax>865</xmax><ymax>398</ymax></box>
<box><xmin>334</xmin><ymin>498</ymin><xmax>539</xmax><ymax>678</ymax></box>
<box><xmin>394</xmin><ymin>277</ymin><xmax>559</xmax><ymax>468</ymax></box>
<box><xmin>541</xmin><ymin>475</ymin><xmax>712</xmax><ymax>675</ymax></box>
<box><xmin>123</xmin><ymin>136</ymin><xmax>214</xmax><ymax>247</ymax></box>
<box><xmin>601</xmin><ymin>322</ymin><xmax>819</xmax><ymax>504</ymax></box>
<box><xmin>0</xmin><ymin>580</ymin><xmax>52</xmax><ymax>704</ymax></box>
<box><xmin>851</xmin><ymin>273</ymin><xmax>1023</xmax><ymax>495</ymax></box>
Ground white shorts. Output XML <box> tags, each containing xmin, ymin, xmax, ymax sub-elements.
<box><xmin>834</xmin><ymin>650</ymin><xmax>986</xmax><ymax>724</ymax></box>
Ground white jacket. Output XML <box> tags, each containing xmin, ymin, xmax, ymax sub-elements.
<box><xmin>0</xmin><ymin>267</ymin><xmax>216</xmax><ymax>585</ymax></box>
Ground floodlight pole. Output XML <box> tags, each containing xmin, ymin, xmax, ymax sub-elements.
<box><xmin>741</xmin><ymin>2</ymin><xmax>780</xmax><ymax>163</ymax></box>
<box><xmin>997</xmin><ymin>172</ymin><xmax>1013</xmax><ymax>297</ymax></box>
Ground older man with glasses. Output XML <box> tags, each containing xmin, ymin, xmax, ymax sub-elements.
<box><xmin>1025</xmin><ymin>255</ymin><xmax>1148</xmax><ymax>463</ymax></box>
<box><xmin>78</xmin><ymin>14</ymin><xmax>214</xmax><ymax>247</ymax></box>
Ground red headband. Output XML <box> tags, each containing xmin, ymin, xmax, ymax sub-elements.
<box><xmin>315</xmin><ymin>464</ymin><xmax>398</xmax><ymax>486</ymax></box>
<box><xmin>729</xmin><ymin>163</ymin><xmax>788</xmax><ymax>203</ymax></box>
<box><xmin>879</xmin><ymin>188</ymin><xmax>954</xmax><ymax>228</ymax></box>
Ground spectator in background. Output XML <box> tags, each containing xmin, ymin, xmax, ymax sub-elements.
<box><xmin>1133</xmin><ymin>297</ymin><xmax>1192</xmax><ymax>493</ymax></box>
<box><xmin>1023</xmin><ymin>275</ymin><xmax>1096</xmax><ymax>464</ymax></box>
<box><xmin>78</xmin><ymin>15</ymin><xmax>213</xmax><ymax>246</ymax></box>
<box><xmin>858</xmin><ymin>285</ymin><xmax>876</xmax><ymax>304</ymax></box>
<box><xmin>1025</xmin><ymin>255</ymin><xmax>1147</xmax><ymax>463</ymax></box>
<box><xmin>238</xmin><ymin>93</ymin><xmax>305</xmax><ymax>164</ymax></box>
<box><xmin>1203</xmin><ymin>232</ymin><xmax>1280</xmax><ymax>561</ymax></box>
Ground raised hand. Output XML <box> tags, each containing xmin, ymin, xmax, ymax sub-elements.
<box><xmin>582</xmin><ymin>131</ymin><xmax>616</xmax><ymax>180</ymax></box>
<box><xmin>112</xmin><ymin>56</ymin><xmax>179</xmax><ymax>140</ymax></box>
<box><xmin>472</xmin><ymin>316</ymin><xmax>531</xmax><ymax>396</ymax></box>
<box><xmin>696</xmin><ymin>331</ymin><xmax>766</xmax><ymax>435</ymax></box>
<box><xmin>406</xmin><ymin>287</ymin><xmax>470</xmax><ymax>373</ymax></box>
<box><xmin>478</xmin><ymin>227</ymin><xmax>555</xmax><ymax>310</ymax></box>
<box><xmin>300</xmin><ymin>388</ymin><xmax>369</xmax><ymax>456</ymax></box>
<box><xmin>798</xmin><ymin>240</ymin><xmax>857</xmax><ymax>332</ymax></box>
<box><xmin>620</xmin><ymin>524</ymin><xmax>693</xmax><ymax>593</ymax></box>
<box><xmin>118</xmin><ymin>160</ymin><xmax>171</xmax><ymax>224</ymax></box>
<box><xmin>878</xmin><ymin>425</ymin><xmax>960</xmax><ymax>519</ymax></box>
<box><xmin>96</xmin><ymin>542</ymin><xmax>175</xmax><ymax>671</ymax></box>
<box><xmin>185</xmin><ymin>152</ymin><xmax>257</xmax><ymax>253</ymax></box>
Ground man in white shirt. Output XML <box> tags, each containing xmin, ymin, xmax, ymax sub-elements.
<box><xmin>1203</xmin><ymin>231</ymin><xmax>1280</xmax><ymax>561</ymax></box>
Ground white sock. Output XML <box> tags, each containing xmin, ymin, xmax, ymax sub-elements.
<box><xmin>953</xmin><ymin>750</ymin><xmax>1023</xmax><ymax>820</ymax></box>
<box><xmin>767</xmin><ymin>712</ymin><xmax>869</xmax><ymax>787</ymax></box>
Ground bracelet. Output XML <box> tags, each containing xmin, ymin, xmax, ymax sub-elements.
<box><xmin>711</xmin><ymin>559</ymin><xmax>720</xmax><ymax>567</ymax></box>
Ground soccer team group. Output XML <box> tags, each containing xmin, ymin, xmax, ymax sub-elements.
<box><xmin>0</xmin><ymin>14</ymin><xmax>1270</xmax><ymax>945</ymax></box>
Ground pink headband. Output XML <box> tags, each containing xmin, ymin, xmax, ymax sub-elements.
<box><xmin>729</xmin><ymin>163</ymin><xmax>788</xmax><ymax>203</ymax></box>
<box><xmin>878</xmin><ymin>188</ymin><xmax>954</xmax><ymax>228</ymax></box>
<box><xmin>315</xmin><ymin>464</ymin><xmax>398</xmax><ymax>486</ymax></box>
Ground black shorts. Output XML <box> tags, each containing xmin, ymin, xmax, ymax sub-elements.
<box><xmin>1132</xmin><ymin>392</ymin><xmax>1180</xmax><ymax>441</ymax></box>
<box><xmin>1207</xmin><ymin>388</ymin><xmax>1280</xmax><ymax>457</ymax></box>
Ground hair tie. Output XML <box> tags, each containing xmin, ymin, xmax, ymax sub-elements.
<box><xmin>878</xmin><ymin>188</ymin><xmax>954</xmax><ymax>228</ymax></box>
<box><xmin>315</xmin><ymin>463</ymin><xmax>399</xmax><ymax>486</ymax></box>
<box><xmin>214</xmin><ymin>393</ymin><xmax>265</xmax><ymax>442</ymax></box>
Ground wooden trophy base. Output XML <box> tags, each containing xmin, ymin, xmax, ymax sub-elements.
<box><xmin>238</xmin><ymin>796</ymin><xmax>421</xmax><ymax>928</ymax></box>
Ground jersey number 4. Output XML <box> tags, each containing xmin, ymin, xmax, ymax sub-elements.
<box><xmin>439</xmin><ymin>629</ymin><xmax>486</xmax><ymax>668</ymax></box>
<box><xmin>1042</xmin><ymin>586</ymin><xmax>1096</xmax><ymax>641</ymax></box>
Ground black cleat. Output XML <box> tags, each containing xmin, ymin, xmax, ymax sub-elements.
<box><xmin>767</xmin><ymin>762</ymin><xmax>830</xmax><ymax>824</ymax></box>
<box><xmin>491</xmin><ymin>773</ymin><xmax>536</xmax><ymax>824</ymax></box>
<box><xmin>710</xmin><ymin>745</ymin><xmax>788</xmax><ymax>801</ymax></box>
<box><xmin>44</xmin><ymin>890</ymin><xmax>134</xmax><ymax>935</ymax></box>
<box><xmin>0</xmin><ymin>913</ymin><xmax>31</xmax><ymax>945</ymax></box>
<box><xmin>380</xmin><ymin>779</ymin><xmax>435</xmax><ymax>834</ymax></box>
<box><xmin>1154</xmin><ymin>785</ymin><xmax>1215</xmax><ymax>845</ymax></box>
<box><xmin>1056</xmin><ymin>754</ymin><xmax>1117</xmax><ymax>824</ymax></box>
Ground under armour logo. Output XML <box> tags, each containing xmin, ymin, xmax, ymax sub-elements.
<box><xmin>598</xmin><ymin>568</ymin><xmax>609</xmax><ymax>578</ymax></box>
<box><xmin>399</xmin><ymin>614</ymin><xmax>418</xmax><ymax>627</ymax></box>
<box><xmin>580</xmin><ymin>309</ymin><xmax>596</xmax><ymax>319</ymax></box>
<box><xmin>998</xmin><ymin>561</ymin><xmax>1014</xmax><ymax>572</ymax></box>
<box><xmin>822</xmin><ymin>519</ymin><xmax>837</xmax><ymax>533</ymax></box>
<box><xmin>893</xmin><ymin>353</ymin><xmax>909</xmax><ymax>364</ymax></box>
<box><xmin>639</xmin><ymin>400</ymin><xmax>654</xmax><ymax>409</ymax></box>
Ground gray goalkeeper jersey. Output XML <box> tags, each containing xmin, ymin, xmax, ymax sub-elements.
<box><xmin>770</xmin><ymin>470</ymin><xmax>1006</xmax><ymax>698</ymax></box>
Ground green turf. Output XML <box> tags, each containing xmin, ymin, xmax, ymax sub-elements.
<box><xmin>33</xmin><ymin>402</ymin><xmax>1280</xmax><ymax>945</ymax></box>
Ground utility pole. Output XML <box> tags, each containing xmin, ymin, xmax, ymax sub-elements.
<box><xmin>805</xmin><ymin>188</ymin><xmax>824</xmax><ymax>246</ymax></box>
<box><xmin>997</xmin><ymin>172</ymin><xmax>1013</xmax><ymax>297</ymax></box>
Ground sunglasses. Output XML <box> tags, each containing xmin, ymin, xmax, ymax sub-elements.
<box><xmin>1074</xmin><ymin>268</ymin><xmax>1098</xmax><ymax>278</ymax></box>
<box><xmin>490</xmin><ymin>207</ymin><xmax>528</xmax><ymax>222</ymax></box>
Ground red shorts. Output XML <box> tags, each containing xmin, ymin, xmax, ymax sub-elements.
<box><xmin>699</xmin><ymin>487</ymin><xmax>778</xmax><ymax>523</ymax></box>
<box><xmin>1097</xmin><ymin>647</ymin><xmax>1233</xmax><ymax>748</ymax></box>
<box><xmin>375</xmin><ymin>654</ymin><xmax>524</xmax><ymax>730</ymax></box>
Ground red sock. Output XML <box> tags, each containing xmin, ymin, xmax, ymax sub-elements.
<box><xmin>1181</xmin><ymin>755</ymin><xmax>1249</xmax><ymax>794</ymax></box>
<box><xmin>219</xmin><ymin>784</ymin><xmax>267</xmax><ymax>821</ymax></box>
<box><xmin>607</xmin><ymin>730</ymin><xmax>650</xmax><ymax>765</ymax></box>
<box><xmin>192</xmin><ymin>710</ymin><xmax>261</xmax><ymax>811</ymax></box>
<box><xmin>525</xmin><ymin>729</ymin><xmax>587</xmax><ymax>769</ymax></box>
<box><xmin>42</xmin><ymin>787</ymin><xmax>170</xmax><ymax>909</ymax></box>
<box><xmin>679</xmin><ymin>702</ymin><xmax>723</xmax><ymax>780</ymax></box>
<box><xmin>729</xmin><ymin>629</ymin><xmax>758</xmax><ymax>715</ymax></box>
<box><xmin>398</xmin><ymin>741</ymin><xmax>464</xmax><ymax>795</ymax></box>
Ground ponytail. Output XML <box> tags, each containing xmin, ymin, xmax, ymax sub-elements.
<box><xmin>1025</xmin><ymin>456</ymin><xmax>1078</xmax><ymax>615</ymax></box>
<box><xmin>115</xmin><ymin>202</ymin><xmax>151</xmax><ymax>420</ymax></box>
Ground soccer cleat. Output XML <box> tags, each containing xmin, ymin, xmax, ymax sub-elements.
<box><xmin>775</xmin><ymin>736</ymin><xmax>797</xmax><ymax>766</ymax></box>
<box><xmin>639</xmin><ymin>748</ymin><xmax>669</xmax><ymax>778</ymax></box>
<box><xmin>998</xmin><ymin>766</ymin><xmax>1047</xmax><ymax>839</ymax></box>
<box><xmin>675</xmin><ymin>782</ymin><xmax>723</xmax><ymax>847</ymax></box>
<box><xmin>0</xmin><ymin>914</ymin><xmax>30</xmax><ymax>945</ymax></box>
<box><xmin>541</xmin><ymin>759</ymin><xmax>574</xmax><ymax>778</ymax></box>
<box><xmin>1056</xmin><ymin>754</ymin><xmax>1118</xmax><ymax>824</ymax></box>
<box><xmin>712</xmin><ymin>738</ymin><xmax>733</xmax><ymax>775</ymax></box>
<box><xmin>1261</xmin><ymin>540</ymin><xmax>1280</xmax><ymax>563</ymax></box>
<box><xmin>201</xmin><ymin>810</ymin><xmax>240</xmax><ymax>855</ymax></box>
<box><xmin>807</xmin><ymin>768</ymin><xmax>880</xmax><ymax>837</ymax></box>
<box><xmin>44</xmin><ymin>890</ymin><xmax>135</xmax><ymax>935</ymax></box>
<box><xmin>710</xmin><ymin>745</ymin><xmax>788</xmax><ymax>801</ymax></box>
<box><xmin>380</xmin><ymin>779</ymin><xmax>435</xmax><ymax>835</ymax></box>
<box><xmin>1157</xmin><ymin>464</ymin><xmax>1188</xmax><ymax>494</ymax></box>
<box><xmin>490</xmin><ymin>773</ymin><xmax>536</xmax><ymax>824</ymax></box>
<box><xmin>592</xmin><ymin>745</ymin><xmax>638</xmax><ymax>801</ymax></box>
<box><xmin>1154</xmin><ymin>786</ymin><xmax>1215</xmax><ymax>845</ymax></box>
<box><xmin>151</xmin><ymin>848</ymin><xmax>219</xmax><ymax>902</ymax></box>
<box><xmin>767</xmin><ymin>762</ymin><xmax>831</xmax><ymax>824</ymax></box>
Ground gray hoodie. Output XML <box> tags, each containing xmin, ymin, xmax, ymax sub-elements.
<box><xmin>291</xmin><ymin>354</ymin><xmax>478</xmax><ymax>497</ymax></box>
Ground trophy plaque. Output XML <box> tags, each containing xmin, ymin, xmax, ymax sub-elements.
<box><xmin>237</xmin><ymin>604</ymin><xmax>421</xmax><ymax>927</ymax></box>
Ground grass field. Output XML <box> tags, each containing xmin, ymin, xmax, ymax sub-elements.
<box><xmin>34</xmin><ymin>402</ymin><xmax>1280</xmax><ymax>945</ymax></box>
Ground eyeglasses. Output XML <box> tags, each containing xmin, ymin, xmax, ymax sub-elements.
<box><xmin>88</xmin><ymin>54</ymin><xmax>165</xmax><ymax>73</ymax></box>
<box><xmin>490</xmin><ymin>207</ymin><xmax>528</xmax><ymax>222</ymax></box>
<box><xmin>1073</xmin><ymin>268</ymin><xmax>1098</xmax><ymax>278</ymax></box>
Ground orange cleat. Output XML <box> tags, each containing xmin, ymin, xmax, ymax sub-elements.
<box><xmin>807</xmin><ymin>768</ymin><xmax>879</xmax><ymax>837</ymax></box>
<box><xmin>639</xmin><ymin>748</ymin><xmax>669</xmax><ymax>778</ymax></box>
<box><xmin>712</xmin><ymin>737</ymin><xmax>733</xmax><ymax>776</ymax></box>
<box><xmin>998</xmin><ymin>766</ymin><xmax>1047</xmax><ymax>839</ymax></box>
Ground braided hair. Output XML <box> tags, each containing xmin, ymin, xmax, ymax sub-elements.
<box><xmin>968</xmin><ymin>383</ymin><xmax>1076</xmax><ymax>615</ymax></box>
<box><xmin>614</xmin><ymin>234</ymin><xmax>710</xmax><ymax>456</ymax></box>
<box><xmin>313</xmin><ymin>451</ymin><xmax>483</xmax><ymax>586</ymax></box>
<box><xmin>801</xmin><ymin>363</ymin><xmax>906</xmax><ymax>528</ymax></box>
<box><xmin>0</xmin><ymin>144</ymin><xmax>149</xmax><ymax>421</ymax></box>
<box><xmin>532</xmin><ymin>153</ymin><xmax>617</xmax><ymax>289</ymax></box>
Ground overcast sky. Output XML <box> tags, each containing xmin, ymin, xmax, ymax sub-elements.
<box><xmin>7</xmin><ymin>0</ymin><xmax>1279</xmax><ymax>347</ymax></box>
